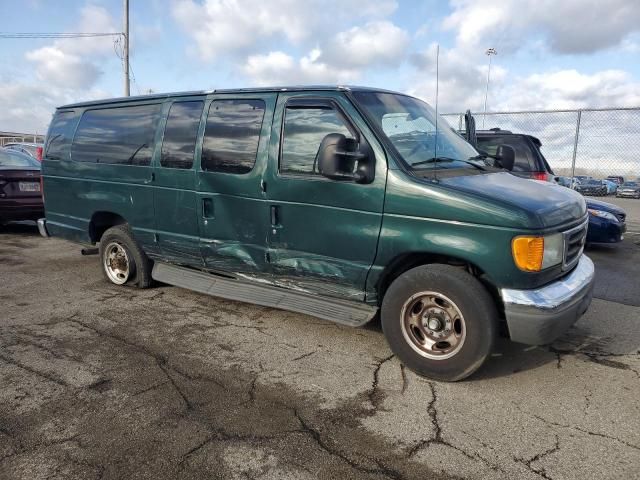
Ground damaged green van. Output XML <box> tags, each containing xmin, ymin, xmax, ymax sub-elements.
<box><xmin>38</xmin><ymin>86</ymin><xmax>594</xmax><ymax>381</ymax></box>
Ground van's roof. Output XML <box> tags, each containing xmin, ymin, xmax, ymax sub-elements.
<box><xmin>58</xmin><ymin>85</ymin><xmax>404</xmax><ymax>109</ymax></box>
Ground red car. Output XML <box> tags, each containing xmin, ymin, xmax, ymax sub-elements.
<box><xmin>0</xmin><ymin>149</ymin><xmax>43</xmax><ymax>224</ymax></box>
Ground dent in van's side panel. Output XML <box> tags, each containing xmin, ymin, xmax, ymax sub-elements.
<box><xmin>196</xmin><ymin>93</ymin><xmax>278</xmax><ymax>275</ymax></box>
<box><xmin>262</xmin><ymin>91</ymin><xmax>388</xmax><ymax>301</ymax></box>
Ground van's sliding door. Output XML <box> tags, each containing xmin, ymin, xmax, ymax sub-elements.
<box><xmin>195</xmin><ymin>93</ymin><xmax>277</xmax><ymax>277</ymax></box>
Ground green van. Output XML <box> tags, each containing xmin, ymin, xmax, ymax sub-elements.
<box><xmin>38</xmin><ymin>86</ymin><xmax>594</xmax><ymax>381</ymax></box>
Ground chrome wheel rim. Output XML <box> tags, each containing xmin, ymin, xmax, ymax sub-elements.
<box><xmin>400</xmin><ymin>291</ymin><xmax>466</xmax><ymax>360</ymax></box>
<box><xmin>104</xmin><ymin>242</ymin><xmax>130</xmax><ymax>285</ymax></box>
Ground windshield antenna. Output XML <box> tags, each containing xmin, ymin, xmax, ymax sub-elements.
<box><xmin>433</xmin><ymin>43</ymin><xmax>440</xmax><ymax>182</ymax></box>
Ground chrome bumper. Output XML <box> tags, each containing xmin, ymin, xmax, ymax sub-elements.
<box><xmin>500</xmin><ymin>255</ymin><xmax>595</xmax><ymax>345</ymax></box>
<box><xmin>37</xmin><ymin>218</ymin><xmax>50</xmax><ymax>238</ymax></box>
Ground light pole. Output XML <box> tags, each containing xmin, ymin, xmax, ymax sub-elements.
<box><xmin>123</xmin><ymin>0</ymin><xmax>130</xmax><ymax>97</ymax></box>
<box><xmin>483</xmin><ymin>47</ymin><xmax>497</xmax><ymax>128</ymax></box>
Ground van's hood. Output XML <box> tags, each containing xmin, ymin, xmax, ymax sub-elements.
<box><xmin>439</xmin><ymin>172</ymin><xmax>586</xmax><ymax>229</ymax></box>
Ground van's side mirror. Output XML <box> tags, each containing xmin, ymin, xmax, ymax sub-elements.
<box><xmin>317</xmin><ymin>133</ymin><xmax>374</xmax><ymax>184</ymax></box>
<box><xmin>495</xmin><ymin>144</ymin><xmax>515</xmax><ymax>171</ymax></box>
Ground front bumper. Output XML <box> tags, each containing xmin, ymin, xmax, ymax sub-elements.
<box><xmin>500</xmin><ymin>255</ymin><xmax>595</xmax><ymax>345</ymax></box>
<box><xmin>587</xmin><ymin>217</ymin><xmax>626</xmax><ymax>243</ymax></box>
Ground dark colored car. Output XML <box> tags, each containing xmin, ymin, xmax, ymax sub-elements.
<box><xmin>606</xmin><ymin>176</ymin><xmax>624</xmax><ymax>186</ymax></box>
<box><xmin>0</xmin><ymin>149</ymin><xmax>43</xmax><ymax>224</ymax></box>
<box><xmin>468</xmin><ymin>126</ymin><xmax>624</xmax><ymax>244</ymax></box>
<box><xmin>576</xmin><ymin>179</ymin><xmax>607</xmax><ymax>196</ymax></box>
<box><xmin>617</xmin><ymin>181</ymin><xmax>640</xmax><ymax>198</ymax></box>
<box><xmin>475</xmin><ymin>129</ymin><xmax>555</xmax><ymax>181</ymax></box>
<box><xmin>3</xmin><ymin>142</ymin><xmax>44</xmax><ymax>162</ymax></box>
<box><xmin>585</xmin><ymin>198</ymin><xmax>626</xmax><ymax>243</ymax></box>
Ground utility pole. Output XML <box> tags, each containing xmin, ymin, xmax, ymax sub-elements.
<box><xmin>123</xmin><ymin>0</ymin><xmax>130</xmax><ymax>96</ymax></box>
<box><xmin>483</xmin><ymin>47</ymin><xmax>497</xmax><ymax>128</ymax></box>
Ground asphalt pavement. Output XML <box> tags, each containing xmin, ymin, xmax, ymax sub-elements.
<box><xmin>0</xmin><ymin>220</ymin><xmax>638</xmax><ymax>480</ymax></box>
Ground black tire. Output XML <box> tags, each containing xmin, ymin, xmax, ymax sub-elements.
<box><xmin>99</xmin><ymin>224</ymin><xmax>152</xmax><ymax>288</ymax></box>
<box><xmin>381</xmin><ymin>264</ymin><xmax>497</xmax><ymax>381</ymax></box>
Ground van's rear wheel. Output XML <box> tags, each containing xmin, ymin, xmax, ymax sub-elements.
<box><xmin>99</xmin><ymin>225</ymin><xmax>152</xmax><ymax>288</ymax></box>
<box><xmin>381</xmin><ymin>264</ymin><xmax>497</xmax><ymax>381</ymax></box>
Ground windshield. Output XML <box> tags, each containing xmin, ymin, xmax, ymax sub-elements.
<box><xmin>353</xmin><ymin>91</ymin><xmax>479</xmax><ymax>170</ymax></box>
<box><xmin>622</xmin><ymin>182</ymin><xmax>638</xmax><ymax>187</ymax></box>
<box><xmin>0</xmin><ymin>150</ymin><xmax>41</xmax><ymax>169</ymax></box>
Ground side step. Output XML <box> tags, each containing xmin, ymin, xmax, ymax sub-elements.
<box><xmin>151</xmin><ymin>262</ymin><xmax>377</xmax><ymax>327</ymax></box>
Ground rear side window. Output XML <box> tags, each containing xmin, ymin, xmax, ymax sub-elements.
<box><xmin>201</xmin><ymin>99</ymin><xmax>265</xmax><ymax>174</ymax></box>
<box><xmin>280</xmin><ymin>107</ymin><xmax>354</xmax><ymax>175</ymax></box>
<box><xmin>45</xmin><ymin>111</ymin><xmax>77</xmax><ymax>160</ymax></box>
<box><xmin>72</xmin><ymin>104</ymin><xmax>161</xmax><ymax>166</ymax></box>
<box><xmin>161</xmin><ymin>101</ymin><xmax>204</xmax><ymax>169</ymax></box>
<box><xmin>476</xmin><ymin>136</ymin><xmax>535</xmax><ymax>172</ymax></box>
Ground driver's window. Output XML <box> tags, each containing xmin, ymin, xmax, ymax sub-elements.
<box><xmin>280</xmin><ymin>106</ymin><xmax>353</xmax><ymax>176</ymax></box>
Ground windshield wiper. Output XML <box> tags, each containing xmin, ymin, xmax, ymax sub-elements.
<box><xmin>411</xmin><ymin>156</ymin><xmax>486</xmax><ymax>170</ymax></box>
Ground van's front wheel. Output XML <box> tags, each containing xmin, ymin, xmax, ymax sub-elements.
<box><xmin>99</xmin><ymin>225</ymin><xmax>152</xmax><ymax>288</ymax></box>
<box><xmin>381</xmin><ymin>264</ymin><xmax>497</xmax><ymax>381</ymax></box>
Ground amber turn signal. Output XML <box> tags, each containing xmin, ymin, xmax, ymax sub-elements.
<box><xmin>512</xmin><ymin>236</ymin><xmax>544</xmax><ymax>272</ymax></box>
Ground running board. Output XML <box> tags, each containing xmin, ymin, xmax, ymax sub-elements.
<box><xmin>151</xmin><ymin>262</ymin><xmax>377</xmax><ymax>327</ymax></box>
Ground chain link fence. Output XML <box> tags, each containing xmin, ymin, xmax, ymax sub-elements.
<box><xmin>443</xmin><ymin>108</ymin><xmax>640</xmax><ymax>181</ymax></box>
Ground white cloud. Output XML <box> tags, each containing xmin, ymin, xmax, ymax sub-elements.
<box><xmin>322</xmin><ymin>21</ymin><xmax>410</xmax><ymax>68</ymax></box>
<box><xmin>1</xmin><ymin>4</ymin><xmax>119</xmax><ymax>133</ymax></box>
<box><xmin>408</xmin><ymin>40</ymin><xmax>640</xmax><ymax>116</ymax></box>
<box><xmin>242</xmin><ymin>50</ymin><xmax>359</xmax><ymax>86</ymax></box>
<box><xmin>443</xmin><ymin>0</ymin><xmax>640</xmax><ymax>54</ymax></box>
<box><xmin>25</xmin><ymin>4</ymin><xmax>118</xmax><ymax>89</ymax></box>
<box><xmin>408</xmin><ymin>43</ymin><xmax>507</xmax><ymax>112</ymax></box>
<box><xmin>172</xmin><ymin>0</ymin><xmax>398</xmax><ymax>61</ymax></box>
<box><xmin>498</xmin><ymin>69</ymin><xmax>640</xmax><ymax>110</ymax></box>
<box><xmin>26</xmin><ymin>47</ymin><xmax>101</xmax><ymax>89</ymax></box>
<box><xmin>0</xmin><ymin>82</ymin><xmax>107</xmax><ymax>133</ymax></box>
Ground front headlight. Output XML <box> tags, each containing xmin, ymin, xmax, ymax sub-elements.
<box><xmin>588</xmin><ymin>209</ymin><xmax>618</xmax><ymax>222</ymax></box>
<box><xmin>512</xmin><ymin>233</ymin><xmax>564</xmax><ymax>272</ymax></box>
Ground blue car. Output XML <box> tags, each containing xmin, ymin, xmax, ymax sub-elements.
<box><xmin>586</xmin><ymin>198</ymin><xmax>626</xmax><ymax>243</ymax></box>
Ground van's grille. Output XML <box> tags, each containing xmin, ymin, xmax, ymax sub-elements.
<box><xmin>562</xmin><ymin>219</ymin><xmax>588</xmax><ymax>271</ymax></box>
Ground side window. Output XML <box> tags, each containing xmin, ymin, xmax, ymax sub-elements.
<box><xmin>161</xmin><ymin>101</ymin><xmax>203</xmax><ymax>169</ymax></box>
<box><xmin>201</xmin><ymin>99</ymin><xmax>266</xmax><ymax>174</ymax></box>
<box><xmin>44</xmin><ymin>110</ymin><xmax>77</xmax><ymax>160</ymax></box>
<box><xmin>476</xmin><ymin>136</ymin><xmax>534</xmax><ymax>172</ymax></box>
<box><xmin>280</xmin><ymin>107</ymin><xmax>354</xmax><ymax>175</ymax></box>
<box><xmin>71</xmin><ymin>104</ymin><xmax>161</xmax><ymax>166</ymax></box>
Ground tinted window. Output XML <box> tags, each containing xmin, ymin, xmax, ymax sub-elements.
<box><xmin>45</xmin><ymin>111</ymin><xmax>77</xmax><ymax>160</ymax></box>
<box><xmin>201</xmin><ymin>99</ymin><xmax>265</xmax><ymax>174</ymax></box>
<box><xmin>476</xmin><ymin>136</ymin><xmax>535</xmax><ymax>172</ymax></box>
<box><xmin>72</xmin><ymin>104</ymin><xmax>161</xmax><ymax>166</ymax></box>
<box><xmin>280</xmin><ymin>107</ymin><xmax>353</xmax><ymax>175</ymax></box>
<box><xmin>161</xmin><ymin>101</ymin><xmax>203</xmax><ymax>169</ymax></box>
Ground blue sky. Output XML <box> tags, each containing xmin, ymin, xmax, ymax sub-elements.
<box><xmin>1</xmin><ymin>0</ymin><xmax>639</xmax><ymax>133</ymax></box>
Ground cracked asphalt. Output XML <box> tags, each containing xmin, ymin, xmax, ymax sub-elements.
<box><xmin>1</xmin><ymin>222</ymin><xmax>639</xmax><ymax>480</ymax></box>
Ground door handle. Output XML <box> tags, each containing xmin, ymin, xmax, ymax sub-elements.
<box><xmin>203</xmin><ymin>198</ymin><xmax>214</xmax><ymax>218</ymax></box>
<box><xmin>270</xmin><ymin>205</ymin><xmax>280</xmax><ymax>226</ymax></box>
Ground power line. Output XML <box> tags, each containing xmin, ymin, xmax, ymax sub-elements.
<box><xmin>0</xmin><ymin>32</ymin><xmax>122</xmax><ymax>39</ymax></box>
